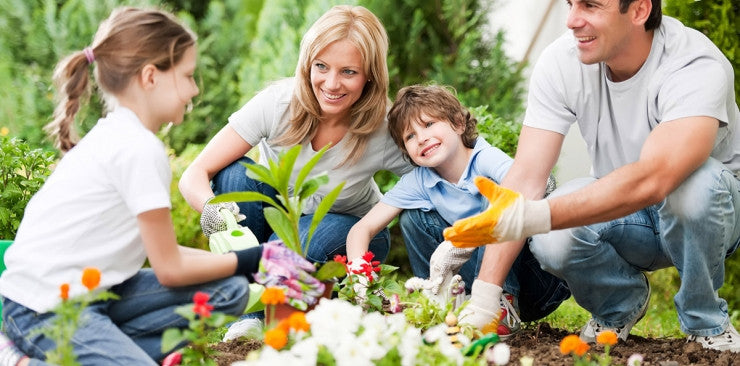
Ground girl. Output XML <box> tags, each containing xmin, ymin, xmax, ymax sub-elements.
<box><xmin>0</xmin><ymin>7</ymin><xmax>296</xmax><ymax>365</ymax></box>
<box><xmin>179</xmin><ymin>5</ymin><xmax>413</xmax><ymax>264</ymax></box>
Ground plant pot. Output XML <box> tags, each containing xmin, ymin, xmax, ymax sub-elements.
<box><xmin>265</xmin><ymin>280</ymin><xmax>334</xmax><ymax>322</ymax></box>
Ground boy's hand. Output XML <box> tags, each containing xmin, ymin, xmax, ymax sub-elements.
<box><xmin>443</xmin><ymin>176</ymin><xmax>551</xmax><ymax>247</ymax></box>
<box><xmin>427</xmin><ymin>241</ymin><xmax>475</xmax><ymax>295</ymax></box>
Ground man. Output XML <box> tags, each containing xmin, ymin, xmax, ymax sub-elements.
<box><xmin>436</xmin><ymin>0</ymin><xmax>739</xmax><ymax>353</ymax></box>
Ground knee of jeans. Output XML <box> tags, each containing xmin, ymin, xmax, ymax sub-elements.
<box><xmin>211</xmin><ymin>276</ymin><xmax>249</xmax><ymax>315</ymax></box>
<box><xmin>661</xmin><ymin>159</ymin><xmax>729</xmax><ymax>223</ymax></box>
<box><xmin>212</xmin><ymin>157</ymin><xmax>256</xmax><ymax>194</ymax></box>
<box><xmin>529</xmin><ymin>231</ymin><xmax>574</xmax><ymax>275</ymax></box>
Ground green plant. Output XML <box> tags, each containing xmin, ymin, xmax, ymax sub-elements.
<box><xmin>162</xmin><ymin>291</ymin><xmax>235</xmax><ymax>366</ymax></box>
<box><xmin>0</xmin><ymin>136</ymin><xmax>56</xmax><ymax>239</ymax></box>
<box><xmin>37</xmin><ymin>267</ymin><xmax>119</xmax><ymax>366</ymax></box>
<box><xmin>211</xmin><ymin>144</ymin><xmax>346</xmax><ymax>281</ymax></box>
<box><xmin>336</xmin><ymin>252</ymin><xmax>405</xmax><ymax>313</ymax></box>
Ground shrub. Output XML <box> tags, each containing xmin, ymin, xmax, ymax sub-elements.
<box><xmin>0</xmin><ymin>136</ymin><xmax>56</xmax><ymax>239</ymax></box>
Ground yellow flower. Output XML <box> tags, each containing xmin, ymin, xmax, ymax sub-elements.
<box><xmin>264</xmin><ymin>327</ymin><xmax>288</xmax><ymax>350</ymax></box>
<box><xmin>0</xmin><ymin>127</ymin><xmax>8</xmax><ymax>136</ymax></box>
<box><xmin>596</xmin><ymin>330</ymin><xmax>618</xmax><ymax>346</ymax></box>
<box><xmin>260</xmin><ymin>287</ymin><xmax>286</xmax><ymax>305</ymax></box>
<box><xmin>81</xmin><ymin>267</ymin><xmax>101</xmax><ymax>291</ymax></box>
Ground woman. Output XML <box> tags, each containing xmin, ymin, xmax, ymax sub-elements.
<box><xmin>179</xmin><ymin>5</ymin><xmax>411</xmax><ymax>263</ymax></box>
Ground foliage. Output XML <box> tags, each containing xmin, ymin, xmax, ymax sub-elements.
<box><xmin>167</xmin><ymin>143</ymin><xmax>208</xmax><ymax>250</ymax></box>
<box><xmin>162</xmin><ymin>291</ymin><xmax>236</xmax><ymax>366</ymax></box>
<box><xmin>664</xmin><ymin>0</ymin><xmax>740</xmax><ymax>313</ymax></box>
<box><xmin>471</xmin><ymin>105</ymin><xmax>521</xmax><ymax>158</ymax></box>
<box><xmin>336</xmin><ymin>253</ymin><xmax>405</xmax><ymax>313</ymax></box>
<box><xmin>212</xmin><ymin>145</ymin><xmax>345</xmax><ymax>260</ymax></box>
<box><xmin>361</xmin><ymin>0</ymin><xmax>525</xmax><ymax>120</ymax></box>
<box><xmin>36</xmin><ymin>267</ymin><xmax>119</xmax><ymax>366</ymax></box>
<box><xmin>0</xmin><ymin>136</ymin><xmax>55</xmax><ymax>239</ymax></box>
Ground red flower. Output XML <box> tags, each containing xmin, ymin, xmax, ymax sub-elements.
<box><xmin>333</xmin><ymin>254</ymin><xmax>347</xmax><ymax>264</ymax></box>
<box><xmin>192</xmin><ymin>291</ymin><xmax>214</xmax><ymax>318</ymax></box>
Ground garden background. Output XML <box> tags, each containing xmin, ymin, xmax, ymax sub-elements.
<box><xmin>1</xmin><ymin>0</ymin><xmax>738</xmax><ymax>339</ymax></box>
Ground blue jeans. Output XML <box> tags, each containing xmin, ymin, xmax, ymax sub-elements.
<box><xmin>399</xmin><ymin>209</ymin><xmax>571</xmax><ymax>322</ymax></box>
<box><xmin>2</xmin><ymin>269</ymin><xmax>248</xmax><ymax>365</ymax></box>
<box><xmin>213</xmin><ymin>157</ymin><xmax>391</xmax><ymax>263</ymax></box>
<box><xmin>530</xmin><ymin>158</ymin><xmax>740</xmax><ymax>336</ymax></box>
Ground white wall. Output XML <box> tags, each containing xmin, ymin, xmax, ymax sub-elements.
<box><xmin>488</xmin><ymin>0</ymin><xmax>591</xmax><ymax>184</ymax></box>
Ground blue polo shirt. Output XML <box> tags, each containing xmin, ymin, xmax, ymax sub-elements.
<box><xmin>381</xmin><ymin>137</ymin><xmax>513</xmax><ymax>224</ymax></box>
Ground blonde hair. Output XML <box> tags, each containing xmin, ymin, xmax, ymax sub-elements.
<box><xmin>388</xmin><ymin>84</ymin><xmax>478</xmax><ymax>165</ymax></box>
<box><xmin>273</xmin><ymin>5</ymin><xmax>390</xmax><ymax>166</ymax></box>
<box><xmin>46</xmin><ymin>7</ymin><xmax>196</xmax><ymax>152</ymax></box>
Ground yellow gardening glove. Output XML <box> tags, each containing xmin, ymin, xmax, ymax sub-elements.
<box><xmin>443</xmin><ymin>176</ymin><xmax>551</xmax><ymax>248</ymax></box>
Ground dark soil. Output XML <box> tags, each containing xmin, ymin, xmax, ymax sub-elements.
<box><xmin>211</xmin><ymin>322</ymin><xmax>738</xmax><ymax>365</ymax></box>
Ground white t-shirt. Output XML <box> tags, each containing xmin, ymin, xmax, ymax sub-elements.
<box><xmin>228</xmin><ymin>77</ymin><xmax>412</xmax><ymax>217</ymax></box>
<box><xmin>524</xmin><ymin>16</ymin><xmax>740</xmax><ymax>178</ymax></box>
<box><xmin>0</xmin><ymin>107</ymin><xmax>171</xmax><ymax>313</ymax></box>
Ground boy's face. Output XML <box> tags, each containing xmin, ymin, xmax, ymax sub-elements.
<box><xmin>402</xmin><ymin>113</ymin><xmax>467</xmax><ymax>171</ymax></box>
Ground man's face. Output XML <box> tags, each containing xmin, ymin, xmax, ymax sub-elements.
<box><xmin>565</xmin><ymin>0</ymin><xmax>637</xmax><ymax>66</ymax></box>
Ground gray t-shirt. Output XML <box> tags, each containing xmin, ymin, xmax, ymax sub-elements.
<box><xmin>524</xmin><ymin>16</ymin><xmax>740</xmax><ymax>178</ymax></box>
<box><xmin>229</xmin><ymin>77</ymin><xmax>412</xmax><ymax>217</ymax></box>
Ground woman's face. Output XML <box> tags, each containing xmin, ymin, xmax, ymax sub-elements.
<box><xmin>310</xmin><ymin>39</ymin><xmax>368</xmax><ymax>123</ymax></box>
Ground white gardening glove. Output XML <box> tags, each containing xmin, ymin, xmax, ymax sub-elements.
<box><xmin>199</xmin><ymin>197</ymin><xmax>246</xmax><ymax>237</ymax></box>
<box><xmin>427</xmin><ymin>240</ymin><xmax>474</xmax><ymax>296</ymax></box>
<box><xmin>458</xmin><ymin>279</ymin><xmax>503</xmax><ymax>329</ymax></box>
<box><xmin>444</xmin><ymin>176</ymin><xmax>551</xmax><ymax>248</ymax></box>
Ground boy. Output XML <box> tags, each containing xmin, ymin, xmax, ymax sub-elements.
<box><xmin>346</xmin><ymin>84</ymin><xmax>569</xmax><ymax>336</ymax></box>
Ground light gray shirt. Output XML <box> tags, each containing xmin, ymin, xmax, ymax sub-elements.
<box><xmin>524</xmin><ymin>16</ymin><xmax>740</xmax><ymax>178</ymax></box>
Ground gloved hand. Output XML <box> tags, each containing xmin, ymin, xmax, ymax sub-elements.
<box><xmin>251</xmin><ymin>241</ymin><xmax>325</xmax><ymax>310</ymax></box>
<box><xmin>200</xmin><ymin>197</ymin><xmax>246</xmax><ymax>237</ymax></box>
<box><xmin>427</xmin><ymin>241</ymin><xmax>475</xmax><ymax>296</ymax></box>
<box><xmin>443</xmin><ymin>176</ymin><xmax>551</xmax><ymax>247</ymax></box>
<box><xmin>458</xmin><ymin>279</ymin><xmax>503</xmax><ymax>329</ymax></box>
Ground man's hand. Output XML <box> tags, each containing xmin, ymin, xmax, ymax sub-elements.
<box><xmin>200</xmin><ymin>198</ymin><xmax>246</xmax><ymax>237</ymax></box>
<box><xmin>443</xmin><ymin>176</ymin><xmax>551</xmax><ymax>247</ymax></box>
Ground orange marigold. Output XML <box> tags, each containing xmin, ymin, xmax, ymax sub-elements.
<box><xmin>287</xmin><ymin>311</ymin><xmax>310</xmax><ymax>332</ymax></box>
<box><xmin>59</xmin><ymin>283</ymin><xmax>70</xmax><ymax>301</ymax></box>
<box><xmin>596</xmin><ymin>330</ymin><xmax>618</xmax><ymax>346</ymax></box>
<box><xmin>264</xmin><ymin>327</ymin><xmax>288</xmax><ymax>350</ymax></box>
<box><xmin>260</xmin><ymin>287</ymin><xmax>286</xmax><ymax>305</ymax></box>
<box><xmin>81</xmin><ymin>267</ymin><xmax>101</xmax><ymax>291</ymax></box>
<box><xmin>560</xmin><ymin>334</ymin><xmax>590</xmax><ymax>356</ymax></box>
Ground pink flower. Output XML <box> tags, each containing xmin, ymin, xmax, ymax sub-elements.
<box><xmin>389</xmin><ymin>293</ymin><xmax>402</xmax><ymax>313</ymax></box>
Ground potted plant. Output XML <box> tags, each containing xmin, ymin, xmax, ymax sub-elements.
<box><xmin>211</xmin><ymin>144</ymin><xmax>347</xmax><ymax>312</ymax></box>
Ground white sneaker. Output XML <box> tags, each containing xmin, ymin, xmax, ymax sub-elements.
<box><xmin>222</xmin><ymin>318</ymin><xmax>263</xmax><ymax>342</ymax></box>
<box><xmin>496</xmin><ymin>293</ymin><xmax>521</xmax><ymax>340</ymax></box>
<box><xmin>580</xmin><ymin>273</ymin><xmax>650</xmax><ymax>343</ymax></box>
<box><xmin>0</xmin><ymin>332</ymin><xmax>26</xmax><ymax>366</ymax></box>
<box><xmin>687</xmin><ymin>324</ymin><xmax>740</xmax><ymax>353</ymax></box>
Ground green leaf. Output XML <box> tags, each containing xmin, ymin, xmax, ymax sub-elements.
<box><xmin>263</xmin><ymin>206</ymin><xmax>300</xmax><ymax>253</ymax></box>
<box><xmin>243</xmin><ymin>162</ymin><xmax>276</xmax><ymax>189</ymax></box>
<box><xmin>314</xmin><ymin>260</ymin><xmax>346</xmax><ymax>281</ymax></box>
<box><xmin>275</xmin><ymin>145</ymin><xmax>301</xmax><ymax>194</ymax></box>
<box><xmin>294</xmin><ymin>144</ymin><xmax>330</xmax><ymax>189</ymax></box>
<box><xmin>296</xmin><ymin>174</ymin><xmax>328</xmax><ymax>201</ymax></box>
<box><xmin>161</xmin><ymin>328</ymin><xmax>184</xmax><ymax>353</ymax></box>
<box><xmin>211</xmin><ymin>191</ymin><xmax>280</xmax><ymax>209</ymax></box>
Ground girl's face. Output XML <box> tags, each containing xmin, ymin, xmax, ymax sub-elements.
<box><xmin>153</xmin><ymin>46</ymin><xmax>199</xmax><ymax>127</ymax></box>
<box><xmin>402</xmin><ymin>113</ymin><xmax>466</xmax><ymax>169</ymax></box>
<box><xmin>310</xmin><ymin>39</ymin><xmax>367</xmax><ymax>124</ymax></box>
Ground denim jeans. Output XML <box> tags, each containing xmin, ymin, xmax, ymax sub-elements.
<box><xmin>530</xmin><ymin>158</ymin><xmax>740</xmax><ymax>336</ymax></box>
<box><xmin>212</xmin><ymin>157</ymin><xmax>391</xmax><ymax>263</ymax></box>
<box><xmin>2</xmin><ymin>269</ymin><xmax>248</xmax><ymax>365</ymax></box>
<box><xmin>399</xmin><ymin>209</ymin><xmax>571</xmax><ymax>322</ymax></box>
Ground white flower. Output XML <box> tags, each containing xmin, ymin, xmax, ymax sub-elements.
<box><xmin>334</xmin><ymin>337</ymin><xmax>375</xmax><ymax>366</ymax></box>
<box><xmin>627</xmin><ymin>353</ymin><xmax>644</xmax><ymax>366</ymax></box>
<box><xmin>288</xmin><ymin>338</ymin><xmax>319</xmax><ymax>366</ymax></box>
<box><xmin>423</xmin><ymin>323</ymin><xmax>448</xmax><ymax>343</ymax></box>
<box><xmin>486</xmin><ymin>343</ymin><xmax>511</xmax><ymax>365</ymax></box>
<box><xmin>399</xmin><ymin>327</ymin><xmax>422</xmax><ymax>366</ymax></box>
<box><xmin>306</xmin><ymin>298</ymin><xmax>363</xmax><ymax>345</ymax></box>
